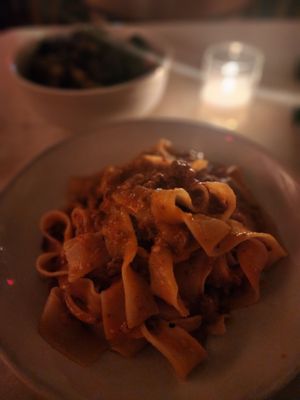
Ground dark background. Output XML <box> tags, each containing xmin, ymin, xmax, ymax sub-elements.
<box><xmin>1</xmin><ymin>0</ymin><xmax>300</xmax><ymax>30</ymax></box>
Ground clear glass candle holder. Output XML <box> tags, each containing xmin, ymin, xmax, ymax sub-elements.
<box><xmin>198</xmin><ymin>41</ymin><xmax>264</xmax><ymax>130</ymax></box>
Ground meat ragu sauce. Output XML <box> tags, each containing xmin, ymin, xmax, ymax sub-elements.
<box><xmin>67</xmin><ymin>140</ymin><xmax>270</xmax><ymax>234</ymax></box>
<box><xmin>37</xmin><ymin>139</ymin><xmax>286</xmax><ymax>377</ymax></box>
<box><xmin>64</xmin><ymin>140</ymin><xmax>273</xmax><ymax>325</ymax></box>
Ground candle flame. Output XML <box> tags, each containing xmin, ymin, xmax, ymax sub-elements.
<box><xmin>221</xmin><ymin>62</ymin><xmax>239</xmax><ymax>77</ymax></box>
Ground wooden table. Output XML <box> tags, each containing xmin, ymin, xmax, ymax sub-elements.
<box><xmin>0</xmin><ymin>20</ymin><xmax>299</xmax><ymax>399</ymax></box>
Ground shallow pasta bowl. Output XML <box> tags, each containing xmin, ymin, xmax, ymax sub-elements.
<box><xmin>0</xmin><ymin>119</ymin><xmax>300</xmax><ymax>400</ymax></box>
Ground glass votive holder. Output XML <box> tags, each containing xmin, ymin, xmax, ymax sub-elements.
<box><xmin>198</xmin><ymin>41</ymin><xmax>264</xmax><ymax>129</ymax></box>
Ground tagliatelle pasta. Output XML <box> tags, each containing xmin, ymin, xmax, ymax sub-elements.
<box><xmin>36</xmin><ymin>139</ymin><xmax>287</xmax><ymax>379</ymax></box>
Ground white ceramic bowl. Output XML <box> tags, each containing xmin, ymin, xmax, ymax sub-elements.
<box><xmin>0</xmin><ymin>119</ymin><xmax>299</xmax><ymax>400</ymax></box>
<box><xmin>10</xmin><ymin>26</ymin><xmax>171</xmax><ymax>132</ymax></box>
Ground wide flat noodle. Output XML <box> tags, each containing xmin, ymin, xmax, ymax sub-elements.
<box><xmin>149</xmin><ymin>242</ymin><xmax>189</xmax><ymax>317</ymax></box>
<box><xmin>155</xmin><ymin>138</ymin><xmax>175</xmax><ymax>161</ymax></box>
<box><xmin>151</xmin><ymin>189</ymin><xmax>231</xmax><ymax>256</ymax></box>
<box><xmin>101</xmin><ymin>280</ymin><xmax>126</xmax><ymax>341</ymax></box>
<box><xmin>122</xmin><ymin>261</ymin><xmax>158</xmax><ymax>328</ymax></box>
<box><xmin>156</xmin><ymin>300</ymin><xmax>182</xmax><ymax>321</ymax></box>
<box><xmin>175</xmin><ymin>251</ymin><xmax>212</xmax><ymax>305</ymax></box>
<box><xmin>142</xmin><ymin>154</ymin><xmax>172</xmax><ymax>167</ymax></box>
<box><xmin>40</xmin><ymin>210</ymin><xmax>73</xmax><ymax>251</ymax></box>
<box><xmin>184</xmin><ymin>214</ymin><xmax>230</xmax><ymax>256</ymax></box>
<box><xmin>103</xmin><ymin>208</ymin><xmax>159</xmax><ymax>328</ymax></box>
<box><xmin>39</xmin><ymin>287</ymin><xmax>106</xmax><ymax>365</ymax></box>
<box><xmin>101</xmin><ymin>280</ymin><xmax>146</xmax><ymax>356</ymax></box>
<box><xmin>36</xmin><ymin>251</ymin><xmax>68</xmax><ymax>278</ymax></box>
<box><xmin>169</xmin><ymin>315</ymin><xmax>202</xmax><ymax>332</ymax></box>
<box><xmin>64</xmin><ymin>232</ymin><xmax>109</xmax><ymax>282</ymax></box>
<box><xmin>189</xmin><ymin>182</ymin><xmax>209</xmax><ymax>213</ymax></box>
<box><xmin>157</xmin><ymin>222</ymin><xmax>198</xmax><ymax>263</ymax></box>
<box><xmin>151</xmin><ymin>188</ymin><xmax>194</xmax><ymax>225</ymax></box>
<box><xmin>64</xmin><ymin>278</ymin><xmax>102</xmax><ymax>324</ymax></box>
<box><xmin>203</xmin><ymin>181</ymin><xmax>236</xmax><ymax>220</ymax></box>
<box><xmin>229</xmin><ymin>238</ymin><xmax>269</xmax><ymax>308</ymax></box>
<box><xmin>71</xmin><ymin>207</ymin><xmax>95</xmax><ymax>235</ymax></box>
<box><xmin>215</xmin><ymin>220</ymin><xmax>287</xmax><ymax>261</ymax></box>
<box><xmin>102</xmin><ymin>207</ymin><xmax>137</xmax><ymax>264</ymax></box>
<box><xmin>191</xmin><ymin>159</ymin><xmax>208</xmax><ymax>171</ymax></box>
<box><xmin>141</xmin><ymin>319</ymin><xmax>207</xmax><ymax>379</ymax></box>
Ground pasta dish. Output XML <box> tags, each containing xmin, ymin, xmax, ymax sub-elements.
<box><xmin>36</xmin><ymin>139</ymin><xmax>286</xmax><ymax>378</ymax></box>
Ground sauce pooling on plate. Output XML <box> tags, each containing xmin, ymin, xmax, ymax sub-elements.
<box><xmin>20</xmin><ymin>30</ymin><xmax>159</xmax><ymax>89</ymax></box>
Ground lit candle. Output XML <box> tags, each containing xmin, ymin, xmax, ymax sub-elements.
<box><xmin>200</xmin><ymin>42</ymin><xmax>264</xmax><ymax>110</ymax></box>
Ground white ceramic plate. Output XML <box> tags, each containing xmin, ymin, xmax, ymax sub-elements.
<box><xmin>0</xmin><ymin>119</ymin><xmax>299</xmax><ymax>400</ymax></box>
